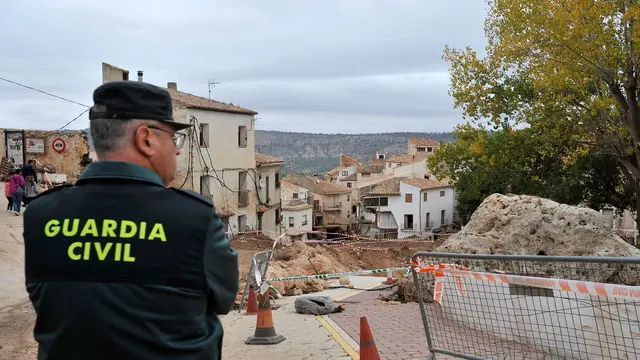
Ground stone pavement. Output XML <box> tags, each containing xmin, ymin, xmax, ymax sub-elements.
<box><xmin>328</xmin><ymin>286</ymin><xmax>550</xmax><ymax>360</ymax></box>
<box><xmin>221</xmin><ymin>276</ymin><xmax>384</xmax><ymax>360</ymax></box>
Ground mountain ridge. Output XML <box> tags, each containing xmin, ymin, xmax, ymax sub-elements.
<box><xmin>85</xmin><ymin>129</ymin><xmax>454</xmax><ymax>174</ymax></box>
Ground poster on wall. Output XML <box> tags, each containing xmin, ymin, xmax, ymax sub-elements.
<box><xmin>5</xmin><ymin>131</ymin><xmax>25</xmax><ymax>168</ymax></box>
<box><xmin>25</xmin><ymin>138</ymin><xmax>45</xmax><ymax>154</ymax></box>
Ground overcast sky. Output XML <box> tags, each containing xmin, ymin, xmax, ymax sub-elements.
<box><xmin>0</xmin><ymin>0</ymin><xmax>488</xmax><ymax>134</ymax></box>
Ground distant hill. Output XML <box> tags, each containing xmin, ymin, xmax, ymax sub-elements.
<box><xmin>85</xmin><ymin>129</ymin><xmax>454</xmax><ymax>175</ymax></box>
<box><xmin>255</xmin><ymin>131</ymin><xmax>454</xmax><ymax>174</ymax></box>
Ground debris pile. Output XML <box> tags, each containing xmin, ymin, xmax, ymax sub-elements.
<box><xmin>268</xmin><ymin>242</ymin><xmax>346</xmax><ymax>296</ymax></box>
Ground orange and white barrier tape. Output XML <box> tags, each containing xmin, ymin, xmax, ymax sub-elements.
<box><xmin>412</xmin><ymin>263</ymin><xmax>640</xmax><ymax>303</ymax></box>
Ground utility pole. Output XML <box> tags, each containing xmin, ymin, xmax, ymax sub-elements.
<box><xmin>208</xmin><ymin>79</ymin><xmax>220</xmax><ymax>99</ymax></box>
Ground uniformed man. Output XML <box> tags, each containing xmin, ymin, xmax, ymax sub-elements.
<box><xmin>23</xmin><ymin>81</ymin><xmax>239</xmax><ymax>360</ymax></box>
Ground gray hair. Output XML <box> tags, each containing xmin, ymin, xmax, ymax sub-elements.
<box><xmin>90</xmin><ymin>118</ymin><xmax>138</xmax><ymax>157</ymax></box>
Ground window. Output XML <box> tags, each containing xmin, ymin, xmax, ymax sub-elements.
<box><xmin>426</xmin><ymin>213</ymin><xmax>431</xmax><ymax>228</ymax></box>
<box><xmin>403</xmin><ymin>214</ymin><xmax>414</xmax><ymax>230</ymax></box>
<box><xmin>238</xmin><ymin>125</ymin><xmax>247</xmax><ymax>148</ymax></box>
<box><xmin>363</xmin><ymin>197</ymin><xmax>388</xmax><ymax>207</ymax></box>
<box><xmin>362</xmin><ymin>173</ymin><xmax>371</xmax><ymax>177</ymax></box>
<box><xmin>424</xmin><ymin>175</ymin><xmax>430</xmax><ymax>179</ymax></box>
<box><xmin>341</xmin><ymin>171</ymin><xmax>348</xmax><ymax>176</ymax></box>
<box><xmin>288</xmin><ymin>217</ymin><xmax>294</xmax><ymax>227</ymax></box>
<box><xmin>423</xmin><ymin>192</ymin><xmax>428</xmax><ymax>202</ymax></box>
<box><xmin>238</xmin><ymin>215</ymin><xmax>247</xmax><ymax>232</ymax></box>
<box><xmin>302</xmin><ymin>215</ymin><xmax>308</xmax><ymax>226</ymax></box>
<box><xmin>293</xmin><ymin>192</ymin><xmax>299</xmax><ymax>199</ymax></box>
<box><xmin>440</xmin><ymin>190</ymin><xmax>445</xmax><ymax>197</ymax></box>
<box><xmin>388</xmin><ymin>163</ymin><xmax>392</xmax><ymax>168</ymax></box>
<box><xmin>427</xmin><ymin>147</ymin><xmax>433</xmax><ymax>152</ymax></box>
<box><xmin>275</xmin><ymin>172</ymin><xmax>280</xmax><ymax>188</ymax></box>
<box><xmin>199</xmin><ymin>123</ymin><xmax>209</xmax><ymax>147</ymax></box>
<box><xmin>377</xmin><ymin>154</ymin><xmax>385</xmax><ymax>159</ymax></box>
<box><xmin>347</xmin><ymin>195</ymin><xmax>350</xmax><ymax>201</ymax></box>
<box><xmin>441</xmin><ymin>210</ymin><xmax>446</xmax><ymax>225</ymax></box>
<box><xmin>347</xmin><ymin>182</ymin><xmax>352</xmax><ymax>188</ymax></box>
<box><xmin>405</xmin><ymin>193</ymin><xmax>413</xmax><ymax>203</ymax></box>
<box><xmin>275</xmin><ymin>208</ymin><xmax>281</xmax><ymax>224</ymax></box>
<box><xmin>417</xmin><ymin>147</ymin><xmax>425</xmax><ymax>152</ymax></box>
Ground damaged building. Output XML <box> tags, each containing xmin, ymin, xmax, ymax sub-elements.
<box><xmin>1</xmin><ymin>128</ymin><xmax>91</xmax><ymax>184</ymax></box>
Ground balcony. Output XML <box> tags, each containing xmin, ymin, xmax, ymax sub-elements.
<box><xmin>324</xmin><ymin>202</ymin><xmax>341</xmax><ymax>211</ymax></box>
<box><xmin>238</xmin><ymin>190</ymin><xmax>249</xmax><ymax>207</ymax></box>
<box><xmin>313</xmin><ymin>204</ymin><xmax>323</xmax><ymax>213</ymax></box>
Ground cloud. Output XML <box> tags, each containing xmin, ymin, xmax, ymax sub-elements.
<box><xmin>0</xmin><ymin>0</ymin><xmax>487</xmax><ymax>132</ymax></box>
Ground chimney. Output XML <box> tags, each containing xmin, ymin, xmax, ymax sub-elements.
<box><xmin>167</xmin><ymin>82</ymin><xmax>177</xmax><ymax>90</ymax></box>
<box><xmin>137</xmin><ymin>70</ymin><xmax>143</xmax><ymax>82</ymax></box>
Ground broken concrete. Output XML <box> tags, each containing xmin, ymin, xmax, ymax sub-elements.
<box><xmin>294</xmin><ymin>295</ymin><xmax>344</xmax><ymax>315</ymax></box>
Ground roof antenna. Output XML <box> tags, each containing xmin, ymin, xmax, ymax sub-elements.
<box><xmin>208</xmin><ymin>79</ymin><xmax>220</xmax><ymax>99</ymax></box>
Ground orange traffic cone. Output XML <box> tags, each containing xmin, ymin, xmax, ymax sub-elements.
<box><xmin>360</xmin><ymin>316</ymin><xmax>381</xmax><ymax>360</ymax></box>
<box><xmin>385</xmin><ymin>270</ymin><xmax>393</xmax><ymax>285</ymax></box>
<box><xmin>245</xmin><ymin>292</ymin><xmax>286</xmax><ymax>345</ymax></box>
<box><xmin>245</xmin><ymin>286</ymin><xmax>258</xmax><ymax>315</ymax></box>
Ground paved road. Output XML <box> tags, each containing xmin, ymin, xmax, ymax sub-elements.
<box><xmin>329</xmin><ymin>286</ymin><xmax>551</xmax><ymax>360</ymax></box>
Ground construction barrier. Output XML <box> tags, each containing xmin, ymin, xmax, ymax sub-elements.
<box><xmin>410</xmin><ymin>252</ymin><xmax>640</xmax><ymax>360</ymax></box>
<box><xmin>267</xmin><ymin>266</ymin><xmax>410</xmax><ymax>282</ymax></box>
<box><xmin>238</xmin><ymin>250</ymin><xmax>272</xmax><ymax>313</ymax></box>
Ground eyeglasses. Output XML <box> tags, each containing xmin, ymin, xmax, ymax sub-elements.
<box><xmin>147</xmin><ymin>125</ymin><xmax>186</xmax><ymax>149</ymax></box>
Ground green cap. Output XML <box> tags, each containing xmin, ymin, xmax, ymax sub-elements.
<box><xmin>89</xmin><ymin>81</ymin><xmax>192</xmax><ymax>131</ymax></box>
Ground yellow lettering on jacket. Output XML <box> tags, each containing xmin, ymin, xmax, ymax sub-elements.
<box><xmin>66</xmin><ymin>242</ymin><xmax>136</xmax><ymax>262</ymax></box>
<box><xmin>43</xmin><ymin>218</ymin><xmax>166</xmax><ymax>263</ymax></box>
<box><xmin>43</xmin><ymin>219</ymin><xmax>167</xmax><ymax>241</ymax></box>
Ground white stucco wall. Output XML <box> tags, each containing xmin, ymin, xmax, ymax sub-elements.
<box><xmin>395</xmin><ymin>183</ymin><xmax>422</xmax><ymax>237</ymax></box>
<box><xmin>392</xmin><ymin>161</ymin><xmax>432</xmax><ymax>179</ymax></box>
<box><xmin>420</xmin><ymin>186</ymin><xmax>455</xmax><ymax>229</ymax></box>
<box><xmin>257</xmin><ymin>163</ymin><xmax>283</xmax><ymax>238</ymax></box>
<box><xmin>173</xmin><ymin>107</ymin><xmax>258</xmax><ymax>232</ymax></box>
<box><xmin>282</xmin><ymin>207</ymin><xmax>313</xmax><ymax>237</ymax></box>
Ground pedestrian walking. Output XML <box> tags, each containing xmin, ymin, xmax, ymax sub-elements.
<box><xmin>23</xmin><ymin>81</ymin><xmax>239</xmax><ymax>360</ymax></box>
<box><xmin>23</xmin><ymin>176</ymin><xmax>39</xmax><ymax>206</ymax></box>
<box><xmin>4</xmin><ymin>177</ymin><xmax>13</xmax><ymax>211</ymax></box>
<box><xmin>8</xmin><ymin>169</ymin><xmax>25</xmax><ymax>215</ymax></box>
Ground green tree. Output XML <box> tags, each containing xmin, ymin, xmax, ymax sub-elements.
<box><xmin>429</xmin><ymin>125</ymin><xmax>634</xmax><ymax>223</ymax></box>
<box><xmin>443</xmin><ymin>0</ymin><xmax>640</xmax><ymax>223</ymax></box>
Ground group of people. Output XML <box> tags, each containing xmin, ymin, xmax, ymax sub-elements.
<box><xmin>4</xmin><ymin>159</ymin><xmax>39</xmax><ymax>215</ymax></box>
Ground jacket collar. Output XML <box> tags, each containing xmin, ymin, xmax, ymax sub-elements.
<box><xmin>77</xmin><ymin>161</ymin><xmax>165</xmax><ymax>187</ymax></box>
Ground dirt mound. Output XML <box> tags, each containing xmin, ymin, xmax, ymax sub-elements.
<box><xmin>436</xmin><ymin>194</ymin><xmax>640</xmax><ymax>284</ymax></box>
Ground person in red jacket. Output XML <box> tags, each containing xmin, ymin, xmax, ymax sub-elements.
<box><xmin>8</xmin><ymin>168</ymin><xmax>25</xmax><ymax>215</ymax></box>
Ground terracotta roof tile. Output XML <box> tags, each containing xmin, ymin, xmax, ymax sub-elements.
<box><xmin>168</xmin><ymin>88</ymin><xmax>257</xmax><ymax>115</ymax></box>
<box><xmin>282</xmin><ymin>199</ymin><xmax>313</xmax><ymax>211</ymax></box>
<box><xmin>340</xmin><ymin>154</ymin><xmax>359</xmax><ymax>166</ymax></box>
<box><xmin>367</xmin><ymin>177</ymin><xmax>407</xmax><ymax>196</ymax></box>
<box><xmin>342</xmin><ymin>173</ymin><xmax>357</xmax><ymax>181</ymax></box>
<box><xmin>287</xmin><ymin>176</ymin><xmax>351</xmax><ymax>195</ymax></box>
<box><xmin>255</xmin><ymin>153</ymin><xmax>284</xmax><ymax>166</ymax></box>
<box><xmin>356</xmin><ymin>163</ymin><xmax>384</xmax><ymax>174</ymax></box>
<box><xmin>385</xmin><ymin>152</ymin><xmax>430</xmax><ymax>163</ymax></box>
<box><xmin>402</xmin><ymin>178</ymin><xmax>450</xmax><ymax>191</ymax></box>
<box><xmin>409</xmin><ymin>137</ymin><xmax>439</xmax><ymax>146</ymax></box>
<box><xmin>327</xmin><ymin>166</ymin><xmax>344</xmax><ymax>176</ymax></box>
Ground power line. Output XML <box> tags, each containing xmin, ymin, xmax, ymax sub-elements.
<box><xmin>0</xmin><ymin>76</ymin><xmax>90</xmax><ymax>108</ymax></box>
<box><xmin>57</xmin><ymin>108</ymin><xmax>90</xmax><ymax>131</ymax></box>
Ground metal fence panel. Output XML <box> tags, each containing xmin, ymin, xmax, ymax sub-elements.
<box><xmin>238</xmin><ymin>250</ymin><xmax>272</xmax><ymax>313</ymax></box>
<box><xmin>410</xmin><ymin>252</ymin><xmax>640</xmax><ymax>360</ymax></box>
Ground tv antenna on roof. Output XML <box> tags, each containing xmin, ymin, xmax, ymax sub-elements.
<box><xmin>208</xmin><ymin>79</ymin><xmax>220</xmax><ymax>99</ymax></box>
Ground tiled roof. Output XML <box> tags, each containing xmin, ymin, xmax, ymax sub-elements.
<box><xmin>341</xmin><ymin>154</ymin><xmax>359</xmax><ymax>166</ymax></box>
<box><xmin>376</xmin><ymin>150</ymin><xmax>387</xmax><ymax>154</ymax></box>
<box><xmin>282</xmin><ymin>201</ymin><xmax>313</xmax><ymax>211</ymax></box>
<box><xmin>327</xmin><ymin>166</ymin><xmax>344</xmax><ymax>176</ymax></box>
<box><xmin>402</xmin><ymin>178</ymin><xmax>450</xmax><ymax>191</ymax></box>
<box><xmin>385</xmin><ymin>152</ymin><xmax>430</xmax><ymax>163</ymax></box>
<box><xmin>409</xmin><ymin>137</ymin><xmax>439</xmax><ymax>146</ymax></box>
<box><xmin>342</xmin><ymin>173</ymin><xmax>357</xmax><ymax>181</ymax></box>
<box><xmin>255</xmin><ymin>153</ymin><xmax>284</xmax><ymax>166</ymax></box>
<box><xmin>280</xmin><ymin>180</ymin><xmax>300</xmax><ymax>191</ymax></box>
<box><xmin>357</xmin><ymin>163</ymin><xmax>384</xmax><ymax>174</ymax></box>
<box><xmin>168</xmin><ymin>88</ymin><xmax>257</xmax><ymax>115</ymax></box>
<box><xmin>287</xmin><ymin>176</ymin><xmax>351</xmax><ymax>195</ymax></box>
<box><xmin>367</xmin><ymin>177</ymin><xmax>407</xmax><ymax>196</ymax></box>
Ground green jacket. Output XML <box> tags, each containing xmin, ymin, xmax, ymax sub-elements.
<box><xmin>23</xmin><ymin>161</ymin><xmax>239</xmax><ymax>360</ymax></box>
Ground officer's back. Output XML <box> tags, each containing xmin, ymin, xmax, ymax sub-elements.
<box><xmin>23</xmin><ymin>81</ymin><xmax>239</xmax><ymax>360</ymax></box>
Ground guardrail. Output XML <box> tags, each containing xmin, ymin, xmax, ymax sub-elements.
<box><xmin>410</xmin><ymin>252</ymin><xmax>640</xmax><ymax>359</ymax></box>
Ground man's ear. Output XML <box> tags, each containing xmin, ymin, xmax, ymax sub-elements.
<box><xmin>134</xmin><ymin>126</ymin><xmax>155</xmax><ymax>158</ymax></box>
